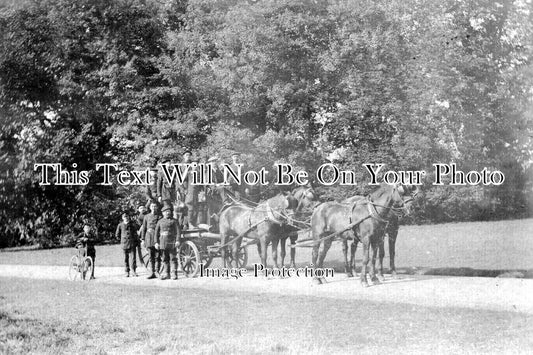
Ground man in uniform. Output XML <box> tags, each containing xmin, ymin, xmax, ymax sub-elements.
<box><xmin>176</xmin><ymin>150</ymin><xmax>191</xmax><ymax>225</ymax></box>
<box><xmin>208</xmin><ymin>156</ymin><xmax>226</xmax><ymax>200</ymax></box>
<box><xmin>145</xmin><ymin>167</ymin><xmax>159</xmax><ymax>209</ymax></box>
<box><xmin>135</xmin><ymin>203</ymin><xmax>147</xmax><ymax>263</ymax></box>
<box><xmin>157</xmin><ymin>157</ymin><xmax>177</xmax><ymax>208</ymax></box>
<box><xmin>186</xmin><ymin>157</ymin><xmax>203</xmax><ymax>228</ymax></box>
<box><xmin>76</xmin><ymin>223</ymin><xmax>96</xmax><ymax>279</ymax></box>
<box><xmin>155</xmin><ymin>203</ymin><xmax>181</xmax><ymax>280</ymax></box>
<box><xmin>205</xmin><ymin>156</ymin><xmax>226</xmax><ymax>228</ymax></box>
<box><xmin>116</xmin><ymin>213</ymin><xmax>138</xmax><ymax>277</ymax></box>
<box><xmin>178</xmin><ymin>150</ymin><xmax>201</xmax><ymax>229</ymax></box>
<box><xmin>228</xmin><ymin>152</ymin><xmax>244</xmax><ymax>201</ymax></box>
<box><xmin>141</xmin><ymin>201</ymin><xmax>162</xmax><ymax>279</ymax></box>
<box><xmin>182</xmin><ymin>150</ymin><xmax>192</xmax><ymax>164</ymax></box>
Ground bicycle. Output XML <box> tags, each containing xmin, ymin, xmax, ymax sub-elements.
<box><xmin>68</xmin><ymin>246</ymin><xmax>94</xmax><ymax>281</ymax></box>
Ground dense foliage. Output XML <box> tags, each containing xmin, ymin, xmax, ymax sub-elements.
<box><xmin>1</xmin><ymin>0</ymin><xmax>532</xmax><ymax>247</ymax></box>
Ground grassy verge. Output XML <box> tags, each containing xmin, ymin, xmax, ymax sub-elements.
<box><xmin>1</xmin><ymin>277</ymin><xmax>532</xmax><ymax>354</ymax></box>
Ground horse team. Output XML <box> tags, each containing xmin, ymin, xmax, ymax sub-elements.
<box><xmin>219</xmin><ymin>183</ymin><xmax>419</xmax><ymax>287</ymax></box>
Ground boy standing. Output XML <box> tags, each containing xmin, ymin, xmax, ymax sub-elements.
<box><xmin>116</xmin><ymin>213</ymin><xmax>138</xmax><ymax>277</ymax></box>
<box><xmin>76</xmin><ymin>224</ymin><xmax>96</xmax><ymax>279</ymax></box>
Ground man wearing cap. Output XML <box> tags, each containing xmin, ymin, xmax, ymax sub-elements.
<box><xmin>157</xmin><ymin>158</ymin><xmax>177</xmax><ymax>208</ymax></box>
<box><xmin>154</xmin><ymin>203</ymin><xmax>181</xmax><ymax>280</ymax></box>
<box><xmin>177</xmin><ymin>150</ymin><xmax>198</xmax><ymax>229</ymax></box>
<box><xmin>182</xmin><ymin>150</ymin><xmax>192</xmax><ymax>164</ymax></box>
<box><xmin>141</xmin><ymin>201</ymin><xmax>162</xmax><ymax>279</ymax></box>
<box><xmin>135</xmin><ymin>204</ymin><xmax>147</xmax><ymax>263</ymax></box>
<box><xmin>176</xmin><ymin>150</ymin><xmax>192</xmax><ymax>204</ymax></box>
<box><xmin>206</xmin><ymin>156</ymin><xmax>226</xmax><ymax>223</ymax></box>
<box><xmin>208</xmin><ymin>156</ymin><xmax>225</xmax><ymax>198</ymax></box>
<box><xmin>186</xmin><ymin>157</ymin><xmax>203</xmax><ymax>229</ymax></box>
<box><xmin>145</xmin><ymin>168</ymin><xmax>159</xmax><ymax>209</ymax></box>
<box><xmin>208</xmin><ymin>156</ymin><xmax>225</xmax><ymax>185</ymax></box>
<box><xmin>116</xmin><ymin>213</ymin><xmax>138</xmax><ymax>277</ymax></box>
<box><xmin>76</xmin><ymin>223</ymin><xmax>97</xmax><ymax>279</ymax></box>
<box><xmin>228</xmin><ymin>152</ymin><xmax>244</xmax><ymax>201</ymax></box>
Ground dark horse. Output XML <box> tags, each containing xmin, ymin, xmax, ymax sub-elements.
<box><xmin>310</xmin><ymin>184</ymin><xmax>416</xmax><ymax>286</ymax></box>
<box><xmin>272</xmin><ymin>186</ymin><xmax>318</xmax><ymax>268</ymax></box>
<box><xmin>219</xmin><ymin>193</ymin><xmax>298</xmax><ymax>268</ymax></box>
<box><xmin>342</xmin><ymin>194</ymin><xmax>415</xmax><ymax>279</ymax></box>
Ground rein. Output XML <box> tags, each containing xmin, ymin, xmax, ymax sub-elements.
<box><xmin>350</xmin><ymin>186</ymin><xmax>412</xmax><ymax>223</ymax></box>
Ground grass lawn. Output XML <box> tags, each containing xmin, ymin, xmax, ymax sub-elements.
<box><xmin>1</xmin><ymin>277</ymin><xmax>532</xmax><ymax>354</ymax></box>
<box><xmin>1</xmin><ymin>218</ymin><xmax>533</xmax><ymax>276</ymax></box>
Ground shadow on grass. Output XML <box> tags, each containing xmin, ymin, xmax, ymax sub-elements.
<box><xmin>401</xmin><ymin>266</ymin><xmax>533</xmax><ymax>279</ymax></box>
<box><xmin>290</xmin><ymin>260</ymin><xmax>533</xmax><ymax>279</ymax></box>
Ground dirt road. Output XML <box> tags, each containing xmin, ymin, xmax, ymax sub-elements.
<box><xmin>1</xmin><ymin>264</ymin><xmax>532</xmax><ymax>315</ymax></box>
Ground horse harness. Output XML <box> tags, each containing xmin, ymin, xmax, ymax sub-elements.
<box><xmin>350</xmin><ymin>186</ymin><xmax>412</xmax><ymax>225</ymax></box>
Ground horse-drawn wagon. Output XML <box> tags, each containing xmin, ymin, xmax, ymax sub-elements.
<box><xmin>140</xmin><ymin>186</ymin><xmax>315</xmax><ymax>277</ymax></box>
<box><xmin>141</xmin><ymin>228</ymin><xmax>249</xmax><ymax>278</ymax></box>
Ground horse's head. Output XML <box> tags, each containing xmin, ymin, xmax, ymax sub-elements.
<box><xmin>264</xmin><ymin>193</ymin><xmax>297</xmax><ymax>224</ymax></box>
<box><xmin>390</xmin><ymin>184</ymin><xmax>420</xmax><ymax>217</ymax></box>
<box><xmin>368</xmin><ymin>183</ymin><xmax>419</xmax><ymax>219</ymax></box>
<box><xmin>290</xmin><ymin>185</ymin><xmax>318</xmax><ymax>215</ymax></box>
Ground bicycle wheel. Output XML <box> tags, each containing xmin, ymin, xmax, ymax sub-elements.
<box><xmin>69</xmin><ymin>255</ymin><xmax>79</xmax><ymax>281</ymax></box>
<box><xmin>82</xmin><ymin>257</ymin><xmax>93</xmax><ymax>281</ymax></box>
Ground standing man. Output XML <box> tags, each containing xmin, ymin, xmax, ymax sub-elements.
<box><xmin>76</xmin><ymin>223</ymin><xmax>96</xmax><ymax>279</ymax></box>
<box><xmin>135</xmin><ymin>203</ymin><xmax>147</xmax><ymax>263</ymax></box>
<box><xmin>177</xmin><ymin>150</ymin><xmax>192</xmax><ymax>226</ymax></box>
<box><xmin>186</xmin><ymin>157</ymin><xmax>202</xmax><ymax>229</ymax></box>
<box><xmin>116</xmin><ymin>213</ymin><xmax>138</xmax><ymax>277</ymax></box>
<box><xmin>154</xmin><ymin>203</ymin><xmax>181</xmax><ymax>280</ymax></box>
<box><xmin>208</xmin><ymin>156</ymin><xmax>225</xmax><ymax>201</ymax></box>
<box><xmin>157</xmin><ymin>157</ymin><xmax>177</xmax><ymax>209</ymax></box>
<box><xmin>141</xmin><ymin>201</ymin><xmax>162</xmax><ymax>279</ymax></box>
<box><xmin>177</xmin><ymin>150</ymin><xmax>200</xmax><ymax>229</ymax></box>
<box><xmin>229</xmin><ymin>152</ymin><xmax>244</xmax><ymax>200</ymax></box>
<box><xmin>145</xmin><ymin>167</ymin><xmax>159</xmax><ymax>209</ymax></box>
<box><xmin>206</xmin><ymin>156</ymin><xmax>225</xmax><ymax>228</ymax></box>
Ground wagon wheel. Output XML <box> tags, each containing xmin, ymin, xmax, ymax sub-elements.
<box><xmin>68</xmin><ymin>256</ymin><xmax>79</xmax><ymax>281</ymax></box>
<box><xmin>82</xmin><ymin>257</ymin><xmax>93</xmax><ymax>282</ymax></box>
<box><xmin>179</xmin><ymin>241</ymin><xmax>201</xmax><ymax>277</ymax></box>
<box><xmin>226</xmin><ymin>246</ymin><xmax>248</xmax><ymax>268</ymax></box>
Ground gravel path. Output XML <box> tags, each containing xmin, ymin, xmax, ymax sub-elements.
<box><xmin>1</xmin><ymin>264</ymin><xmax>532</xmax><ymax>315</ymax></box>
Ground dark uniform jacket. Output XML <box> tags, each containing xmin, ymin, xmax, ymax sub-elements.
<box><xmin>186</xmin><ymin>171</ymin><xmax>200</xmax><ymax>204</ymax></box>
<box><xmin>155</xmin><ymin>217</ymin><xmax>181</xmax><ymax>249</ymax></box>
<box><xmin>213</xmin><ymin>168</ymin><xmax>224</xmax><ymax>184</ymax></box>
<box><xmin>76</xmin><ymin>231</ymin><xmax>96</xmax><ymax>255</ymax></box>
<box><xmin>141</xmin><ymin>213</ymin><xmax>161</xmax><ymax>247</ymax></box>
<box><xmin>134</xmin><ymin>213</ymin><xmax>147</xmax><ymax>246</ymax></box>
<box><xmin>116</xmin><ymin>221</ymin><xmax>137</xmax><ymax>250</ymax></box>
<box><xmin>136</xmin><ymin>213</ymin><xmax>146</xmax><ymax>230</ymax></box>
<box><xmin>180</xmin><ymin>170</ymin><xmax>204</xmax><ymax>204</ymax></box>
<box><xmin>228</xmin><ymin>163</ymin><xmax>244</xmax><ymax>198</ymax></box>
<box><xmin>210</xmin><ymin>168</ymin><xmax>226</xmax><ymax>202</ymax></box>
<box><xmin>157</xmin><ymin>171</ymin><xmax>177</xmax><ymax>203</ymax></box>
<box><xmin>145</xmin><ymin>179</ymin><xmax>158</xmax><ymax>203</ymax></box>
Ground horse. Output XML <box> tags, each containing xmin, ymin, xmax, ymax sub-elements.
<box><xmin>310</xmin><ymin>184</ymin><xmax>416</xmax><ymax>287</ymax></box>
<box><xmin>342</xmin><ymin>193</ymin><xmax>415</xmax><ymax>279</ymax></box>
<box><xmin>218</xmin><ymin>192</ymin><xmax>298</xmax><ymax>268</ymax></box>
<box><xmin>271</xmin><ymin>186</ymin><xmax>319</xmax><ymax>268</ymax></box>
